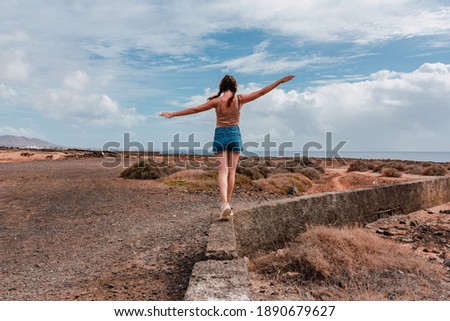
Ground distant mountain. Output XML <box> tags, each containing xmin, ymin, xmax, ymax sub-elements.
<box><xmin>0</xmin><ymin>135</ymin><xmax>60</xmax><ymax>148</ymax></box>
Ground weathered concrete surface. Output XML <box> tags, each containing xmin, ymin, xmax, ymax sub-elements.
<box><xmin>234</xmin><ymin>177</ymin><xmax>450</xmax><ymax>257</ymax></box>
<box><xmin>206</xmin><ymin>219</ymin><xmax>238</xmax><ymax>260</ymax></box>
<box><xmin>184</xmin><ymin>259</ymin><xmax>250</xmax><ymax>301</ymax></box>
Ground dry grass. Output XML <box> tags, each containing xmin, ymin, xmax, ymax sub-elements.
<box><xmin>422</xmin><ymin>164</ymin><xmax>447</xmax><ymax>176</ymax></box>
<box><xmin>405</xmin><ymin>165</ymin><xmax>424</xmax><ymax>175</ymax></box>
<box><xmin>298</xmin><ymin>167</ymin><xmax>322</xmax><ymax>181</ymax></box>
<box><xmin>249</xmin><ymin>226</ymin><xmax>449</xmax><ymax>300</ymax></box>
<box><xmin>120</xmin><ymin>159</ymin><xmax>179</xmax><ymax>179</ymax></box>
<box><xmin>347</xmin><ymin>160</ymin><xmax>370</xmax><ymax>172</ymax></box>
<box><xmin>161</xmin><ymin>169</ymin><xmax>217</xmax><ymax>190</ymax></box>
<box><xmin>253</xmin><ymin>173</ymin><xmax>312</xmax><ymax>195</ymax></box>
<box><xmin>161</xmin><ymin>169</ymin><xmax>253</xmax><ymax>191</ymax></box>
<box><xmin>381</xmin><ymin>167</ymin><xmax>402</xmax><ymax>178</ymax></box>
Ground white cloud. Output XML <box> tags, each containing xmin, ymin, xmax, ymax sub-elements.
<box><xmin>63</xmin><ymin>70</ymin><xmax>90</xmax><ymax>92</ymax></box>
<box><xmin>204</xmin><ymin>41</ymin><xmax>342</xmax><ymax>74</ymax></box>
<box><xmin>180</xmin><ymin>63</ymin><xmax>450</xmax><ymax>151</ymax></box>
<box><xmin>0</xmin><ymin>30</ymin><xmax>30</xmax><ymax>45</ymax></box>
<box><xmin>2</xmin><ymin>1</ymin><xmax>449</xmax><ymax>59</ymax></box>
<box><xmin>0</xmin><ymin>84</ymin><xmax>18</xmax><ymax>99</ymax></box>
<box><xmin>0</xmin><ymin>126</ymin><xmax>35</xmax><ymax>137</ymax></box>
<box><xmin>1</xmin><ymin>1</ymin><xmax>450</xmax><ymax>149</ymax></box>
<box><xmin>37</xmin><ymin>71</ymin><xmax>147</xmax><ymax>127</ymax></box>
<box><xmin>234</xmin><ymin>1</ymin><xmax>450</xmax><ymax>44</ymax></box>
<box><xmin>1</xmin><ymin>50</ymin><xmax>30</xmax><ymax>82</ymax></box>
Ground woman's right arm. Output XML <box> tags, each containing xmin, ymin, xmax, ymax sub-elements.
<box><xmin>239</xmin><ymin>75</ymin><xmax>295</xmax><ymax>105</ymax></box>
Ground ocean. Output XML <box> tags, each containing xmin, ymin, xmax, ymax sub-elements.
<box><xmin>275</xmin><ymin>151</ymin><xmax>450</xmax><ymax>162</ymax></box>
<box><xmin>162</xmin><ymin>150</ymin><xmax>450</xmax><ymax>163</ymax></box>
<box><xmin>231</xmin><ymin>150</ymin><xmax>450</xmax><ymax>162</ymax></box>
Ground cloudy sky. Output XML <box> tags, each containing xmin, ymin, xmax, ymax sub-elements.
<box><xmin>1</xmin><ymin>0</ymin><xmax>450</xmax><ymax>152</ymax></box>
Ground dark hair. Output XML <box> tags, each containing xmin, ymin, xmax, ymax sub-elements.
<box><xmin>207</xmin><ymin>75</ymin><xmax>237</xmax><ymax>107</ymax></box>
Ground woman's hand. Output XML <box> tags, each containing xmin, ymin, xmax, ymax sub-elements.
<box><xmin>160</xmin><ymin>111</ymin><xmax>175</xmax><ymax>118</ymax></box>
<box><xmin>279</xmin><ymin>75</ymin><xmax>295</xmax><ymax>83</ymax></box>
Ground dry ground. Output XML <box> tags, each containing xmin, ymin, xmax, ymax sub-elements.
<box><xmin>248</xmin><ymin>204</ymin><xmax>450</xmax><ymax>301</ymax></box>
<box><xmin>1</xmin><ymin>149</ymin><xmax>448</xmax><ymax>300</ymax></box>
<box><xmin>1</xmin><ymin>157</ymin><xmax>216</xmax><ymax>300</ymax></box>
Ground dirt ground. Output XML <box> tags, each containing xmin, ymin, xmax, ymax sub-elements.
<box><xmin>1</xmin><ymin>149</ymin><xmax>448</xmax><ymax>300</ymax></box>
<box><xmin>1</xmin><ymin>157</ymin><xmax>216</xmax><ymax>300</ymax></box>
<box><xmin>0</xmin><ymin>151</ymin><xmax>276</xmax><ymax>301</ymax></box>
<box><xmin>248</xmin><ymin>203</ymin><xmax>450</xmax><ymax>301</ymax></box>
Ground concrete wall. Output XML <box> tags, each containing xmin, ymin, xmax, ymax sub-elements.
<box><xmin>234</xmin><ymin>177</ymin><xmax>450</xmax><ymax>257</ymax></box>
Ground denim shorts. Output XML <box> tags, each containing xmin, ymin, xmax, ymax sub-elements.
<box><xmin>212</xmin><ymin>126</ymin><xmax>243</xmax><ymax>153</ymax></box>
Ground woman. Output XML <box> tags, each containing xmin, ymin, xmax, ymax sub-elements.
<box><xmin>160</xmin><ymin>74</ymin><xmax>295</xmax><ymax>220</ymax></box>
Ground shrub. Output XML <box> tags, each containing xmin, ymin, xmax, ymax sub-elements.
<box><xmin>253</xmin><ymin>173</ymin><xmax>312</xmax><ymax>195</ymax></box>
<box><xmin>381</xmin><ymin>167</ymin><xmax>402</xmax><ymax>178</ymax></box>
<box><xmin>162</xmin><ymin>169</ymin><xmax>254</xmax><ymax>191</ymax></box>
<box><xmin>250</xmin><ymin>226</ymin><xmax>445</xmax><ymax>300</ymax></box>
<box><xmin>236</xmin><ymin>166</ymin><xmax>264</xmax><ymax>180</ymax></box>
<box><xmin>347</xmin><ymin>160</ymin><xmax>369</xmax><ymax>172</ymax></box>
<box><xmin>163</xmin><ymin>169</ymin><xmax>216</xmax><ymax>190</ymax></box>
<box><xmin>405</xmin><ymin>165</ymin><xmax>423</xmax><ymax>175</ymax></box>
<box><xmin>234</xmin><ymin>173</ymin><xmax>254</xmax><ymax>190</ymax></box>
<box><xmin>237</xmin><ymin>163</ymin><xmax>271</xmax><ymax>180</ymax></box>
<box><xmin>283</xmin><ymin>160</ymin><xmax>305</xmax><ymax>171</ymax></box>
<box><xmin>386</xmin><ymin>161</ymin><xmax>406</xmax><ymax>171</ymax></box>
<box><xmin>298</xmin><ymin>167</ymin><xmax>322</xmax><ymax>181</ymax></box>
<box><xmin>422</xmin><ymin>164</ymin><xmax>447</xmax><ymax>176</ymax></box>
<box><xmin>120</xmin><ymin>159</ymin><xmax>179</xmax><ymax>179</ymax></box>
<box><xmin>372</xmin><ymin>164</ymin><xmax>385</xmax><ymax>173</ymax></box>
<box><xmin>367</xmin><ymin>162</ymin><xmax>376</xmax><ymax>170</ymax></box>
<box><xmin>372</xmin><ymin>161</ymin><xmax>406</xmax><ymax>173</ymax></box>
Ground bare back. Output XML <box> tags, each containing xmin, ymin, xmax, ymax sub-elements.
<box><xmin>215</xmin><ymin>95</ymin><xmax>241</xmax><ymax>127</ymax></box>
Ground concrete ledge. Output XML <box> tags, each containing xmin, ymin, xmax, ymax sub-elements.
<box><xmin>184</xmin><ymin>259</ymin><xmax>251</xmax><ymax>301</ymax></box>
<box><xmin>206</xmin><ymin>219</ymin><xmax>238</xmax><ymax>260</ymax></box>
<box><xmin>234</xmin><ymin>177</ymin><xmax>450</xmax><ymax>257</ymax></box>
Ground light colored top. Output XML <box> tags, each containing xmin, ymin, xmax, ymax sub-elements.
<box><xmin>215</xmin><ymin>95</ymin><xmax>241</xmax><ymax>127</ymax></box>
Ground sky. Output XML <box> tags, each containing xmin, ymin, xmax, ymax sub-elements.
<box><xmin>1</xmin><ymin>0</ymin><xmax>450</xmax><ymax>152</ymax></box>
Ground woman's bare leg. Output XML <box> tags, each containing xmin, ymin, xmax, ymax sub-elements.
<box><xmin>216</xmin><ymin>151</ymin><xmax>229</xmax><ymax>204</ymax></box>
<box><xmin>226</xmin><ymin>152</ymin><xmax>240</xmax><ymax>204</ymax></box>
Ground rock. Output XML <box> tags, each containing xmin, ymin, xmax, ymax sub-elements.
<box><xmin>427</xmin><ymin>210</ymin><xmax>434</xmax><ymax>214</ymax></box>
<box><xmin>287</xmin><ymin>186</ymin><xmax>298</xmax><ymax>195</ymax></box>
<box><xmin>400</xmin><ymin>237</ymin><xmax>414</xmax><ymax>243</ymax></box>
<box><xmin>383</xmin><ymin>230</ymin><xmax>395</xmax><ymax>237</ymax></box>
<box><xmin>409</xmin><ymin>220</ymin><xmax>419</xmax><ymax>227</ymax></box>
<box><xmin>439</xmin><ymin>209</ymin><xmax>450</xmax><ymax>214</ymax></box>
<box><xmin>423</xmin><ymin>248</ymin><xmax>430</xmax><ymax>253</ymax></box>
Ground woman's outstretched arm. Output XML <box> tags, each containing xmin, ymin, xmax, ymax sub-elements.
<box><xmin>160</xmin><ymin>99</ymin><xmax>217</xmax><ymax>118</ymax></box>
<box><xmin>239</xmin><ymin>75</ymin><xmax>295</xmax><ymax>105</ymax></box>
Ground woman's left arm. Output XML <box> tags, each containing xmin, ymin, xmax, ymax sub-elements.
<box><xmin>160</xmin><ymin>99</ymin><xmax>217</xmax><ymax>118</ymax></box>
